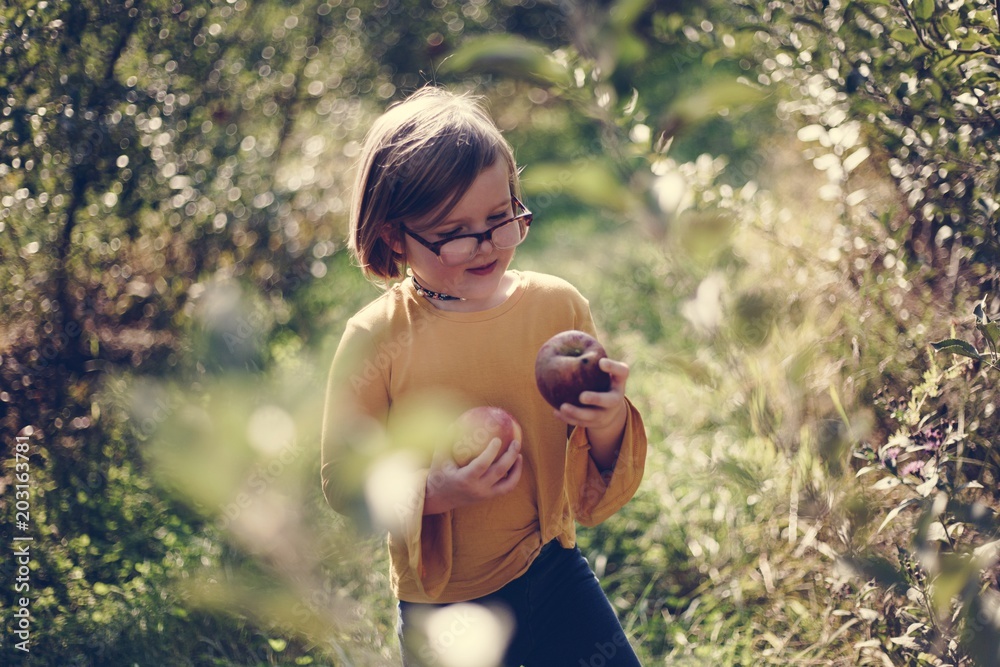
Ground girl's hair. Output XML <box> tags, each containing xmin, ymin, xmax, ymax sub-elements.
<box><xmin>348</xmin><ymin>86</ymin><xmax>519</xmax><ymax>281</ymax></box>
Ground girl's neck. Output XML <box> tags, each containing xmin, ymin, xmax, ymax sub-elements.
<box><xmin>412</xmin><ymin>271</ymin><xmax>518</xmax><ymax>312</ymax></box>
<box><xmin>410</xmin><ymin>272</ymin><xmax>464</xmax><ymax>303</ymax></box>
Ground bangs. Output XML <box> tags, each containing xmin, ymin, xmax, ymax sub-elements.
<box><xmin>381</xmin><ymin>118</ymin><xmax>508</xmax><ymax>232</ymax></box>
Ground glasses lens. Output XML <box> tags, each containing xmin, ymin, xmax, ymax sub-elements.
<box><xmin>439</xmin><ymin>238</ymin><xmax>478</xmax><ymax>266</ymax></box>
<box><xmin>491</xmin><ymin>219</ymin><xmax>525</xmax><ymax>249</ymax></box>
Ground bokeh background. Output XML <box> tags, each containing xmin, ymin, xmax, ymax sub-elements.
<box><xmin>2</xmin><ymin>0</ymin><xmax>1000</xmax><ymax>664</ymax></box>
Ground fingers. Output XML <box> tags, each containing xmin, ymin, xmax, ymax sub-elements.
<box><xmin>464</xmin><ymin>437</ymin><xmax>504</xmax><ymax>475</ymax></box>
<box><xmin>467</xmin><ymin>437</ymin><xmax>522</xmax><ymax>482</ymax></box>
<box><xmin>491</xmin><ymin>453</ymin><xmax>523</xmax><ymax>495</ymax></box>
<box><xmin>599</xmin><ymin>357</ymin><xmax>630</xmax><ymax>393</ymax></box>
<box><xmin>554</xmin><ymin>373</ymin><xmax>628</xmax><ymax>428</ymax></box>
<box><xmin>492</xmin><ymin>438</ymin><xmax>521</xmax><ymax>474</ymax></box>
<box><xmin>577</xmin><ymin>389</ymin><xmax>621</xmax><ymax>410</ymax></box>
<box><xmin>572</xmin><ymin>357</ymin><xmax>628</xmax><ymax>410</ymax></box>
<box><xmin>464</xmin><ymin>439</ymin><xmax>522</xmax><ymax>500</ymax></box>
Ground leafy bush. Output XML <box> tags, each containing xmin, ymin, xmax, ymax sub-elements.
<box><xmin>736</xmin><ymin>0</ymin><xmax>1000</xmax><ymax>291</ymax></box>
<box><xmin>847</xmin><ymin>300</ymin><xmax>1000</xmax><ymax>665</ymax></box>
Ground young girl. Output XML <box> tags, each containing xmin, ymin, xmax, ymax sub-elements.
<box><xmin>321</xmin><ymin>86</ymin><xmax>647</xmax><ymax>666</ymax></box>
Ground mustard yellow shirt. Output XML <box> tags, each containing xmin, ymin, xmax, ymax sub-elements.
<box><xmin>321</xmin><ymin>270</ymin><xmax>647</xmax><ymax>603</ymax></box>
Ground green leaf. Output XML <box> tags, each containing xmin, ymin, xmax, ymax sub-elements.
<box><xmin>660</xmin><ymin>354</ymin><xmax>718</xmax><ymax>387</ymax></box>
<box><xmin>914</xmin><ymin>0</ymin><xmax>934</xmax><ymax>21</ymax></box>
<box><xmin>890</xmin><ymin>28</ymin><xmax>919</xmax><ymax>45</ymax></box>
<box><xmin>438</xmin><ymin>35</ymin><xmax>570</xmax><ymax>87</ymax></box>
<box><xmin>915</xmin><ymin>472</ymin><xmax>939</xmax><ymax>497</ymax></box>
<box><xmin>933</xmin><ymin>54</ymin><xmax>959</xmax><ymax>75</ymax></box>
<box><xmin>927</xmin><ymin>80</ymin><xmax>944</xmax><ymax>103</ymax></box>
<box><xmin>877</xmin><ymin>497</ymin><xmax>923</xmax><ymax>534</ymax></box>
<box><xmin>962</xmin><ymin>591</ymin><xmax>1000</xmax><ymax>665</ymax></box>
<box><xmin>946</xmin><ymin>497</ymin><xmax>997</xmax><ymax>533</ymax></box>
<box><xmin>931</xmin><ymin>338</ymin><xmax>981</xmax><ymax>360</ymax></box>
<box><xmin>960</xmin><ymin>34</ymin><xmax>988</xmax><ymax>50</ymax></box>
<box><xmin>829</xmin><ymin>384</ymin><xmax>852</xmax><ymax>434</ymax></box>
<box><xmin>977</xmin><ymin>321</ymin><xmax>1000</xmax><ymax>355</ymax></box>
<box><xmin>933</xmin><ymin>553</ymin><xmax>976</xmax><ymax>616</ymax></box>
<box><xmin>941</xmin><ymin>13</ymin><xmax>961</xmax><ymax>35</ymax></box>
<box><xmin>715</xmin><ymin>459</ymin><xmax>761</xmax><ymax>491</ymax></box>
<box><xmin>521</xmin><ymin>159</ymin><xmax>631</xmax><ymax>212</ymax></box>
<box><xmin>872</xmin><ymin>476</ymin><xmax>901</xmax><ymax>490</ymax></box>
<box><xmin>974</xmin><ymin>300</ymin><xmax>989</xmax><ymax>324</ymax></box>
<box><xmin>659</xmin><ymin>79</ymin><xmax>767</xmax><ymax>138</ymax></box>
<box><xmin>610</xmin><ymin>0</ymin><xmax>652</xmax><ymax>30</ymax></box>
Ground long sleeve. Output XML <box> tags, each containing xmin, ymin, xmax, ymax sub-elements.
<box><xmin>390</xmin><ymin>473</ymin><xmax>454</xmax><ymax>600</ymax></box>
<box><xmin>321</xmin><ymin>314</ymin><xmax>454</xmax><ymax>598</ymax></box>
<box><xmin>562</xmin><ymin>298</ymin><xmax>647</xmax><ymax>526</ymax></box>
<box><xmin>320</xmin><ymin>318</ymin><xmax>389</xmax><ymax>515</ymax></box>
<box><xmin>565</xmin><ymin>397</ymin><xmax>646</xmax><ymax>526</ymax></box>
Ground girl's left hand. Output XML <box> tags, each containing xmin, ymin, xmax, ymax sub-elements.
<box><xmin>552</xmin><ymin>357</ymin><xmax>629</xmax><ymax>432</ymax></box>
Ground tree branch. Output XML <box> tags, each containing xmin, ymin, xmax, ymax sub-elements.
<box><xmin>52</xmin><ymin>5</ymin><xmax>140</xmax><ymax>366</ymax></box>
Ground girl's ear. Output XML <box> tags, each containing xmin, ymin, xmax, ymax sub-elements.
<box><xmin>381</xmin><ymin>226</ymin><xmax>404</xmax><ymax>256</ymax></box>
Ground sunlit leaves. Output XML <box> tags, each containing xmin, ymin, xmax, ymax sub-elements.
<box><xmin>889</xmin><ymin>28</ymin><xmax>919</xmax><ymax>45</ymax></box>
<box><xmin>931</xmin><ymin>338</ymin><xmax>981</xmax><ymax>360</ymax></box>
<box><xmin>521</xmin><ymin>159</ymin><xmax>631</xmax><ymax>211</ymax></box>
<box><xmin>658</xmin><ymin>79</ymin><xmax>766</xmax><ymax>140</ymax></box>
<box><xmin>741</xmin><ymin>0</ymin><xmax>1000</xmax><ymax>290</ymax></box>
<box><xmin>913</xmin><ymin>0</ymin><xmax>935</xmax><ymax>22</ymax></box>
<box><xmin>932</xmin><ymin>299</ymin><xmax>1000</xmax><ymax>368</ymax></box>
<box><xmin>438</xmin><ymin>33</ymin><xmax>571</xmax><ymax>86</ymax></box>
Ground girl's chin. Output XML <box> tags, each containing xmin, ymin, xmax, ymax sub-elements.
<box><xmin>465</xmin><ymin>259</ymin><xmax>499</xmax><ymax>277</ymax></box>
<box><xmin>418</xmin><ymin>259</ymin><xmax>510</xmax><ymax>299</ymax></box>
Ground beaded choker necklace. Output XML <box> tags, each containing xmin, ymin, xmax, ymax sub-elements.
<box><xmin>409</xmin><ymin>271</ymin><xmax>465</xmax><ymax>302</ymax></box>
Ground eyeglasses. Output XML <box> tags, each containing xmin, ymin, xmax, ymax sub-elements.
<box><xmin>402</xmin><ymin>197</ymin><xmax>532</xmax><ymax>267</ymax></box>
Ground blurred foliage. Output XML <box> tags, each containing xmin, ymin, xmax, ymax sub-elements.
<box><xmin>843</xmin><ymin>300</ymin><xmax>1000</xmax><ymax>664</ymax></box>
<box><xmin>735</xmin><ymin>0</ymin><xmax>1000</xmax><ymax>292</ymax></box>
<box><xmin>3</xmin><ymin>0</ymin><xmax>1000</xmax><ymax>665</ymax></box>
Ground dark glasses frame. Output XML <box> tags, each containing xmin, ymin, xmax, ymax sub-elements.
<box><xmin>402</xmin><ymin>196</ymin><xmax>532</xmax><ymax>261</ymax></box>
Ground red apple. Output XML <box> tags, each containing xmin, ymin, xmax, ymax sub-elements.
<box><xmin>451</xmin><ymin>406</ymin><xmax>523</xmax><ymax>467</ymax></box>
<box><xmin>534</xmin><ymin>330</ymin><xmax>612</xmax><ymax>408</ymax></box>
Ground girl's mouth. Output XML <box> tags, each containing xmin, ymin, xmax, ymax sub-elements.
<box><xmin>466</xmin><ymin>260</ymin><xmax>498</xmax><ymax>276</ymax></box>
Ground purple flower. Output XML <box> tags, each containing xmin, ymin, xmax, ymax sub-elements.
<box><xmin>900</xmin><ymin>459</ymin><xmax>925</xmax><ymax>477</ymax></box>
<box><xmin>881</xmin><ymin>447</ymin><xmax>901</xmax><ymax>466</ymax></box>
<box><xmin>919</xmin><ymin>427</ymin><xmax>945</xmax><ymax>451</ymax></box>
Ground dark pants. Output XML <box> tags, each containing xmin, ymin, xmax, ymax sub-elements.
<box><xmin>397</xmin><ymin>541</ymin><xmax>642</xmax><ymax>667</ymax></box>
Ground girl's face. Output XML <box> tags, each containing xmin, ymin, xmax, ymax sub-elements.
<box><xmin>400</xmin><ymin>161</ymin><xmax>519</xmax><ymax>311</ymax></box>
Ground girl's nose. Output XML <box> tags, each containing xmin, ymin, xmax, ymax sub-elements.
<box><xmin>475</xmin><ymin>238</ymin><xmax>495</xmax><ymax>256</ymax></box>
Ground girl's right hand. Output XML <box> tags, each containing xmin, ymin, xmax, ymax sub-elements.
<box><xmin>423</xmin><ymin>438</ymin><xmax>523</xmax><ymax>515</ymax></box>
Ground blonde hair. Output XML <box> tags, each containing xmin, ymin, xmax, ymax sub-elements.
<box><xmin>348</xmin><ymin>87</ymin><xmax>519</xmax><ymax>281</ymax></box>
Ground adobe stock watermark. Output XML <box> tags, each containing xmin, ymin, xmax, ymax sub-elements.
<box><xmin>10</xmin><ymin>430</ymin><xmax>36</xmax><ymax>653</ymax></box>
